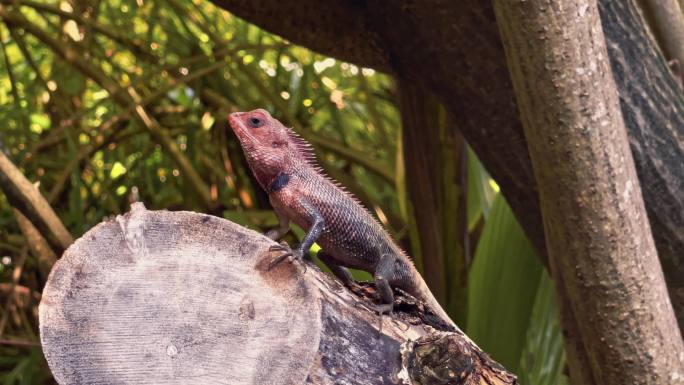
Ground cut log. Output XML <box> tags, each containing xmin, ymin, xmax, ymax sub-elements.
<box><xmin>39</xmin><ymin>203</ymin><xmax>515</xmax><ymax>385</ymax></box>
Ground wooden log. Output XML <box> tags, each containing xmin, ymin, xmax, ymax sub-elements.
<box><xmin>39</xmin><ymin>203</ymin><xmax>516</xmax><ymax>385</ymax></box>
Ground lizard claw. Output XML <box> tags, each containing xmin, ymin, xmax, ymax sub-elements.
<box><xmin>354</xmin><ymin>301</ymin><xmax>393</xmax><ymax>333</ymax></box>
<box><xmin>268</xmin><ymin>243</ymin><xmax>306</xmax><ymax>273</ymax></box>
<box><xmin>373</xmin><ymin>304</ymin><xmax>393</xmax><ymax>333</ymax></box>
<box><xmin>268</xmin><ymin>241</ymin><xmax>290</xmax><ymax>253</ymax></box>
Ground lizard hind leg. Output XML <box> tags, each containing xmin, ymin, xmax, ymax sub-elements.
<box><xmin>367</xmin><ymin>253</ymin><xmax>399</xmax><ymax>331</ymax></box>
<box><xmin>317</xmin><ymin>251</ymin><xmax>356</xmax><ymax>288</ymax></box>
<box><xmin>374</xmin><ymin>253</ymin><xmax>398</xmax><ymax>310</ymax></box>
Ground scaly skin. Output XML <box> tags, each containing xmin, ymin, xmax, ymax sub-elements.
<box><xmin>229</xmin><ymin>108</ymin><xmax>458</xmax><ymax>330</ymax></box>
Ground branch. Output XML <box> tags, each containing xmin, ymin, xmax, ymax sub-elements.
<box><xmin>599</xmin><ymin>0</ymin><xmax>684</xmax><ymax>329</ymax></box>
<box><xmin>208</xmin><ymin>0</ymin><xmax>389</xmax><ymax>71</ymax></box>
<box><xmin>493</xmin><ymin>1</ymin><xmax>684</xmax><ymax>383</ymax></box>
<box><xmin>39</xmin><ymin>203</ymin><xmax>516</xmax><ymax>385</ymax></box>
<box><xmin>0</xmin><ymin>245</ymin><xmax>27</xmax><ymax>338</ymax></box>
<box><xmin>0</xmin><ymin>0</ymin><xmax>158</xmax><ymax>61</ymax></box>
<box><xmin>13</xmin><ymin>208</ymin><xmax>57</xmax><ymax>280</ymax></box>
<box><xmin>0</xmin><ymin>8</ymin><xmax>215</xmax><ymax>209</ymax></box>
<box><xmin>0</xmin><ymin>150</ymin><xmax>73</xmax><ymax>254</ymax></box>
<box><xmin>0</xmin><ymin>25</ymin><xmax>30</xmax><ymax>132</ymax></box>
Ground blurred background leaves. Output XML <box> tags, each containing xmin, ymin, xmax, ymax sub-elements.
<box><xmin>0</xmin><ymin>0</ymin><xmax>567</xmax><ymax>383</ymax></box>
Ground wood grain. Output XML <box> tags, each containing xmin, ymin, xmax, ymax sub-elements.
<box><xmin>40</xmin><ymin>203</ymin><xmax>515</xmax><ymax>385</ymax></box>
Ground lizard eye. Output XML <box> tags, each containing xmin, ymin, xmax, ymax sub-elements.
<box><xmin>247</xmin><ymin>117</ymin><xmax>263</xmax><ymax>128</ymax></box>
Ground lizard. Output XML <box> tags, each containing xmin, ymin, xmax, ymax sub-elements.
<box><xmin>228</xmin><ymin>108</ymin><xmax>459</xmax><ymax>331</ymax></box>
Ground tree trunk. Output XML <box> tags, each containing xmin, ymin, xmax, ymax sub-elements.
<box><xmin>208</xmin><ymin>0</ymin><xmax>684</xmax><ymax>331</ymax></box>
<box><xmin>39</xmin><ymin>203</ymin><xmax>516</xmax><ymax>385</ymax></box>
<box><xmin>399</xmin><ymin>81</ymin><xmax>469</xmax><ymax>326</ymax></box>
<box><xmin>493</xmin><ymin>1</ymin><xmax>684</xmax><ymax>385</ymax></box>
<box><xmin>598</xmin><ymin>0</ymin><xmax>684</xmax><ymax>329</ymax></box>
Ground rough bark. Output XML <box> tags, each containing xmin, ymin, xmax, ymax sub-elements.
<box><xmin>12</xmin><ymin>208</ymin><xmax>57</xmax><ymax>281</ymax></box>
<box><xmin>598</xmin><ymin>0</ymin><xmax>684</xmax><ymax>330</ymax></box>
<box><xmin>39</xmin><ymin>203</ymin><xmax>516</xmax><ymax>385</ymax></box>
<box><xmin>493</xmin><ymin>1</ymin><xmax>684</xmax><ymax>384</ymax></box>
<box><xmin>207</xmin><ymin>0</ymin><xmax>684</xmax><ymax>330</ymax></box>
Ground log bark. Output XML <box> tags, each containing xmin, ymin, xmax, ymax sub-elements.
<box><xmin>0</xmin><ymin>150</ymin><xmax>73</xmax><ymax>255</ymax></box>
<box><xmin>493</xmin><ymin>1</ymin><xmax>684</xmax><ymax>385</ymax></box>
<box><xmin>207</xmin><ymin>0</ymin><xmax>684</xmax><ymax>331</ymax></box>
<box><xmin>39</xmin><ymin>203</ymin><xmax>516</xmax><ymax>385</ymax></box>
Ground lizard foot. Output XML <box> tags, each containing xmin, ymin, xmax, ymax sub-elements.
<box><xmin>342</xmin><ymin>280</ymin><xmax>365</xmax><ymax>295</ymax></box>
<box><xmin>354</xmin><ymin>301</ymin><xmax>393</xmax><ymax>332</ymax></box>
<box><xmin>268</xmin><ymin>244</ymin><xmax>306</xmax><ymax>273</ymax></box>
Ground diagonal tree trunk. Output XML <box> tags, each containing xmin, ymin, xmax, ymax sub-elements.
<box><xmin>598</xmin><ymin>0</ymin><xmax>684</xmax><ymax>329</ymax></box>
<box><xmin>493</xmin><ymin>1</ymin><xmax>684</xmax><ymax>384</ymax></box>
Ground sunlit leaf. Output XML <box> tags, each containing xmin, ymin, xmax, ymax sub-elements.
<box><xmin>467</xmin><ymin>194</ymin><xmax>542</xmax><ymax>373</ymax></box>
<box><xmin>518</xmin><ymin>272</ymin><xmax>570</xmax><ymax>385</ymax></box>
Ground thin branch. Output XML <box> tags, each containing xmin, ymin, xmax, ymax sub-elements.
<box><xmin>0</xmin><ymin>26</ymin><xmax>21</xmax><ymax>106</ymax></box>
<box><xmin>0</xmin><ymin>149</ymin><xmax>73</xmax><ymax>253</ymax></box>
<box><xmin>0</xmin><ymin>24</ymin><xmax>30</xmax><ymax>132</ymax></box>
<box><xmin>0</xmin><ymin>245</ymin><xmax>28</xmax><ymax>338</ymax></box>
<box><xmin>0</xmin><ymin>0</ymin><xmax>158</xmax><ymax>61</ymax></box>
<box><xmin>46</xmin><ymin>115</ymin><xmax>128</xmax><ymax>204</ymax></box>
<box><xmin>357</xmin><ymin>72</ymin><xmax>390</xmax><ymax>144</ymax></box>
<box><xmin>159</xmin><ymin>42</ymin><xmax>287</xmax><ymax>73</ymax></box>
<box><xmin>13</xmin><ymin>208</ymin><xmax>57</xmax><ymax>280</ymax></box>
<box><xmin>1</xmin><ymin>8</ymin><xmax>215</xmax><ymax>208</ymax></box>
<box><xmin>0</xmin><ymin>338</ymin><xmax>40</xmax><ymax>347</ymax></box>
<box><xmin>165</xmin><ymin>0</ymin><xmax>224</xmax><ymax>44</ymax></box>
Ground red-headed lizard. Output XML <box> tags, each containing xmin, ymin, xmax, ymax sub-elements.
<box><xmin>229</xmin><ymin>108</ymin><xmax>459</xmax><ymax>331</ymax></box>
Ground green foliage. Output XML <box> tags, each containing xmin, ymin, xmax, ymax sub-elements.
<box><xmin>467</xmin><ymin>193</ymin><xmax>567</xmax><ymax>384</ymax></box>
<box><xmin>518</xmin><ymin>273</ymin><xmax>570</xmax><ymax>385</ymax></box>
<box><xmin>467</xmin><ymin>194</ymin><xmax>542</xmax><ymax>370</ymax></box>
<box><xmin>0</xmin><ymin>0</ymin><xmax>566</xmax><ymax>383</ymax></box>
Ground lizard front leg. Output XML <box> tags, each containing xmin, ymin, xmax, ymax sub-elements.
<box><xmin>265</xmin><ymin>209</ymin><xmax>290</xmax><ymax>240</ymax></box>
<box><xmin>268</xmin><ymin>199</ymin><xmax>324</xmax><ymax>271</ymax></box>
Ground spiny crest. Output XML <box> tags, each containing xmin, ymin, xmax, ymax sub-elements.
<box><xmin>284</xmin><ymin>127</ymin><xmax>367</xmax><ymax>208</ymax></box>
<box><xmin>286</xmin><ymin>125</ymin><xmax>414</xmax><ymax>263</ymax></box>
<box><xmin>285</xmin><ymin>127</ymin><xmax>317</xmax><ymax>166</ymax></box>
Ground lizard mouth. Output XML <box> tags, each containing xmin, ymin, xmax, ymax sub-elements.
<box><xmin>228</xmin><ymin>112</ymin><xmax>258</xmax><ymax>145</ymax></box>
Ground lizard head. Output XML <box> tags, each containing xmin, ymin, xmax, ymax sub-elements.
<box><xmin>228</xmin><ymin>109</ymin><xmax>303</xmax><ymax>189</ymax></box>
